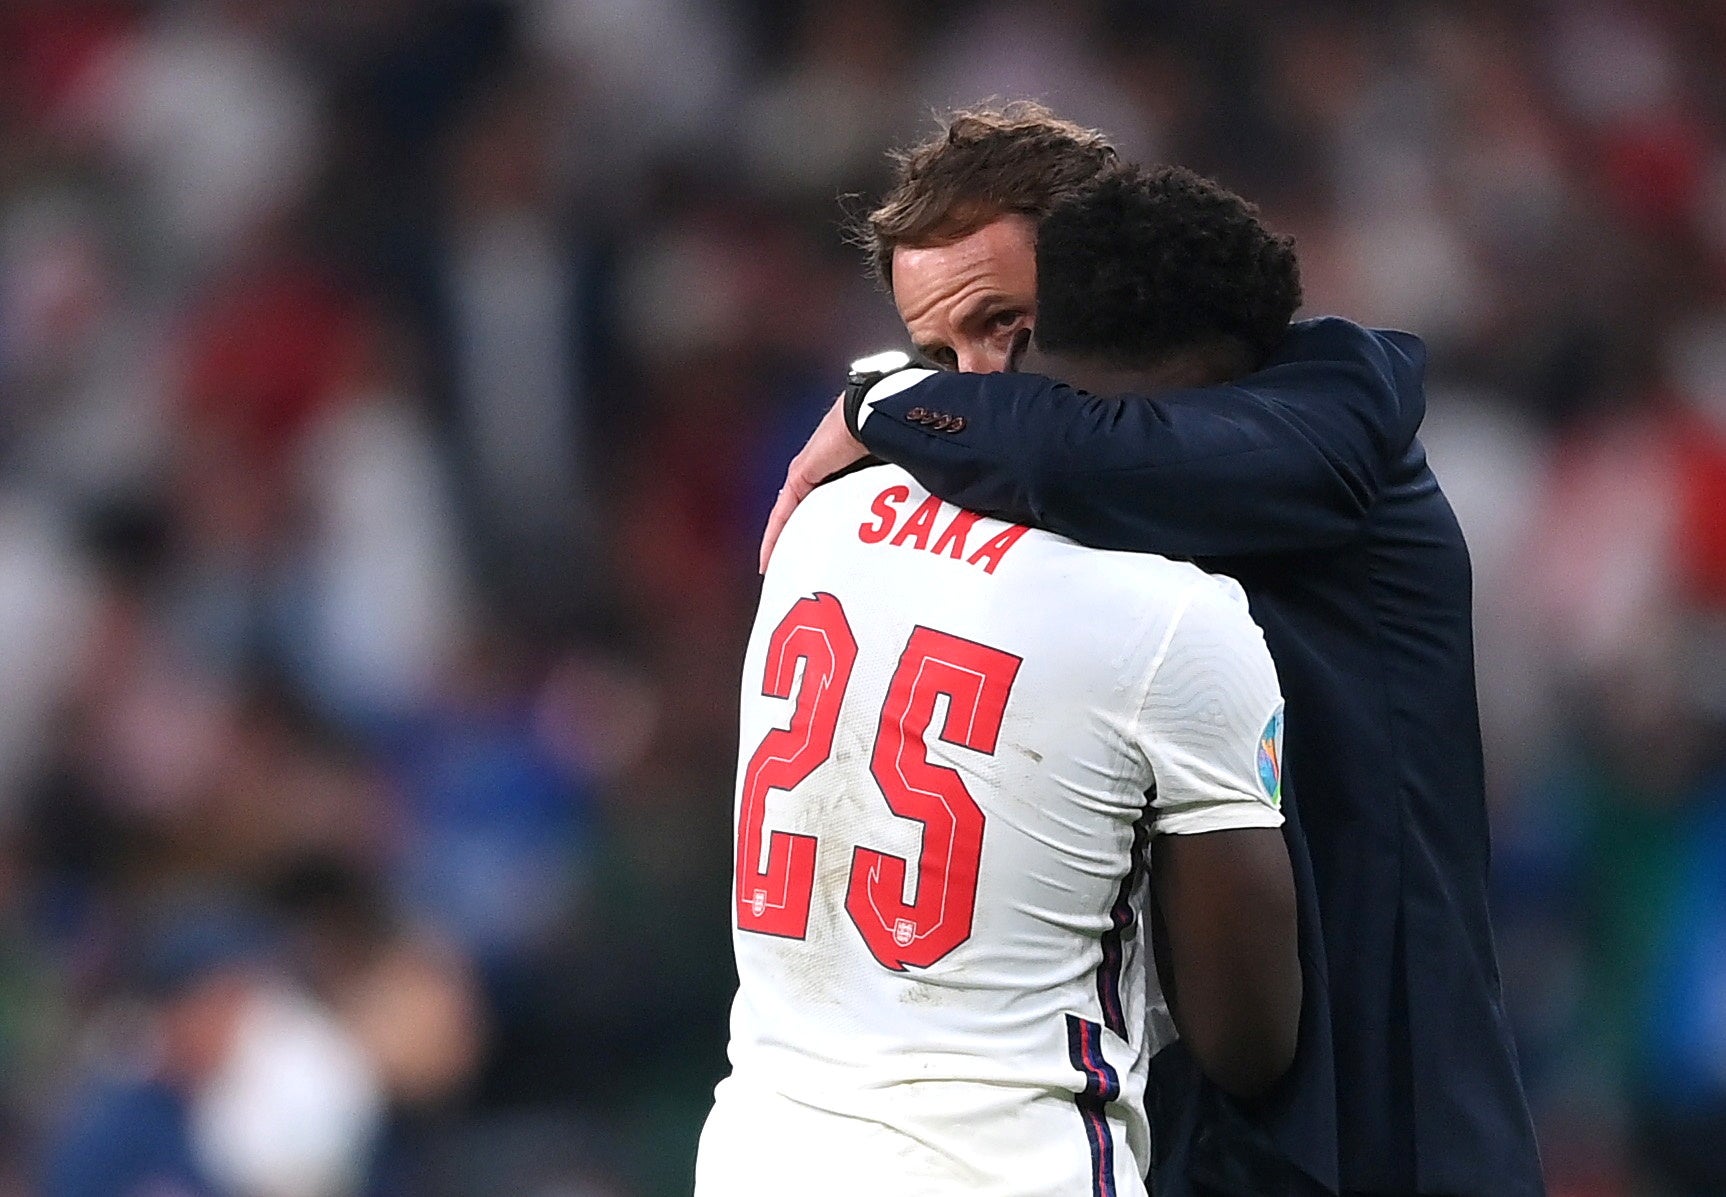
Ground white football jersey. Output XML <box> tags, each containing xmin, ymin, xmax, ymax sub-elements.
<box><xmin>696</xmin><ymin>466</ymin><xmax>1285</xmax><ymax>1197</ymax></box>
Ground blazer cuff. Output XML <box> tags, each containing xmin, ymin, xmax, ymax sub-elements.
<box><xmin>851</xmin><ymin>368</ymin><xmax>937</xmax><ymax>436</ymax></box>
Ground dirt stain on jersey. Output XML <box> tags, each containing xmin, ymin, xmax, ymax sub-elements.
<box><xmin>899</xmin><ymin>978</ymin><xmax>945</xmax><ymax>1007</ymax></box>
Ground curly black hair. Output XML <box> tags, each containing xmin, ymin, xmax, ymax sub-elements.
<box><xmin>1032</xmin><ymin>165</ymin><xmax>1302</xmax><ymax>369</ymax></box>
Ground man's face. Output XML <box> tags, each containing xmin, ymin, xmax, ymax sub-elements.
<box><xmin>892</xmin><ymin>215</ymin><xmax>1036</xmax><ymax>374</ymax></box>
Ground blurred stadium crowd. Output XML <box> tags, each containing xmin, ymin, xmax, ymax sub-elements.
<box><xmin>1</xmin><ymin>0</ymin><xmax>1724</xmax><ymax>1194</ymax></box>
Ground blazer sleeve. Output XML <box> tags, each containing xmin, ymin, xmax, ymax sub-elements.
<box><xmin>854</xmin><ymin>319</ymin><xmax>1426</xmax><ymax>557</ymax></box>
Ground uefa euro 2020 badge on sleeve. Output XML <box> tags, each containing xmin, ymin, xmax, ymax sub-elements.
<box><xmin>1257</xmin><ymin>704</ymin><xmax>1284</xmax><ymax>808</ymax></box>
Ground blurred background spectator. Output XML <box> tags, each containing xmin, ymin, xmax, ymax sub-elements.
<box><xmin>1</xmin><ymin>0</ymin><xmax>1724</xmax><ymax>1193</ymax></box>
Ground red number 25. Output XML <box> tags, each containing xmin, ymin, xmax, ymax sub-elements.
<box><xmin>735</xmin><ymin>593</ymin><xmax>1022</xmax><ymax>972</ymax></box>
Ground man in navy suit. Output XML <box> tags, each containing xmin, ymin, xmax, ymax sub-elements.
<box><xmin>762</xmin><ymin>104</ymin><xmax>1544</xmax><ymax>1197</ymax></box>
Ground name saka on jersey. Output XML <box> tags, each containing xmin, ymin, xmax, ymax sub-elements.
<box><xmin>696</xmin><ymin>465</ymin><xmax>1284</xmax><ymax>1197</ymax></box>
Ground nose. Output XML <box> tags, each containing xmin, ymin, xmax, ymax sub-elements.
<box><xmin>955</xmin><ymin>342</ymin><xmax>1013</xmax><ymax>374</ymax></box>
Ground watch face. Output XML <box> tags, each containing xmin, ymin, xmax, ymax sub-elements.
<box><xmin>849</xmin><ymin>349</ymin><xmax>913</xmax><ymax>379</ymax></box>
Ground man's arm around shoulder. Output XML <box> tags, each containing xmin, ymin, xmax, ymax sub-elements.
<box><xmin>851</xmin><ymin>319</ymin><xmax>1424</xmax><ymax>559</ymax></box>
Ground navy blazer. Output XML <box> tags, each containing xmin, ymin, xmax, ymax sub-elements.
<box><xmin>855</xmin><ymin>318</ymin><xmax>1544</xmax><ymax>1196</ymax></box>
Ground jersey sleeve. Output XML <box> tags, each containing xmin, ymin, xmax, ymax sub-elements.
<box><xmin>1132</xmin><ymin>575</ymin><xmax>1287</xmax><ymax>836</ymax></box>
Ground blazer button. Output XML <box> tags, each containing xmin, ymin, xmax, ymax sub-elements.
<box><xmin>930</xmin><ymin>414</ymin><xmax>953</xmax><ymax>430</ymax></box>
<box><xmin>906</xmin><ymin>406</ymin><xmax>927</xmax><ymax>422</ymax></box>
<box><xmin>947</xmin><ymin>417</ymin><xmax>966</xmax><ymax>433</ymax></box>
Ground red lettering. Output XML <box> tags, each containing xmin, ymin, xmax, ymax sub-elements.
<box><xmin>889</xmin><ymin>496</ymin><xmax>943</xmax><ymax>551</ymax></box>
<box><xmin>930</xmin><ymin>509</ymin><xmax>983</xmax><ymax>559</ymax></box>
<box><xmin>859</xmin><ymin>485</ymin><xmax>910</xmax><ymax>544</ymax></box>
<box><xmin>847</xmin><ymin>628</ymin><xmax>1021</xmax><ymax>970</ymax></box>
<box><xmin>737</xmin><ymin>596</ymin><xmax>1023</xmax><ymax>973</ymax></box>
<box><xmin>736</xmin><ymin>593</ymin><xmax>858</xmax><ymax>939</ymax></box>
<box><xmin>966</xmin><ymin>525</ymin><xmax>1031</xmax><ymax>574</ymax></box>
<box><xmin>862</xmin><ymin>490</ymin><xmax>1028</xmax><ymax>575</ymax></box>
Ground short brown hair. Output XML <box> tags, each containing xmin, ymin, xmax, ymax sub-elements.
<box><xmin>860</xmin><ymin>102</ymin><xmax>1118</xmax><ymax>288</ymax></box>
